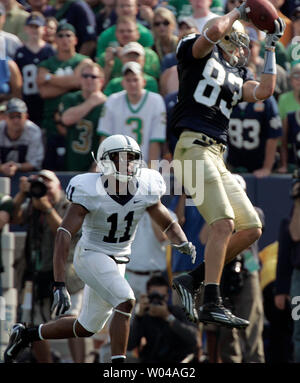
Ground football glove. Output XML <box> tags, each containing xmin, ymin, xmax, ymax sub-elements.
<box><xmin>172</xmin><ymin>241</ymin><xmax>196</xmax><ymax>264</ymax></box>
<box><xmin>51</xmin><ymin>283</ymin><xmax>71</xmax><ymax>317</ymax></box>
<box><xmin>236</xmin><ymin>2</ymin><xmax>249</xmax><ymax>22</ymax></box>
<box><xmin>265</xmin><ymin>17</ymin><xmax>286</xmax><ymax>49</ymax></box>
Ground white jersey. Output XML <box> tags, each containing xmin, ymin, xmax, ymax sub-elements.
<box><xmin>97</xmin><ymin>90</ymin><xmax>166</xmax><ymax>163</ymax></box>
<box><xmin>66</xmin><ymin>168</ymin><xmax>166</xmax><ymax>256</ymax></box>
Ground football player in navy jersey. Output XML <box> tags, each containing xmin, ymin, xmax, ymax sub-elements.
<box><xmin>15</xmin><ymin>13</ymin><xmax>55</xmax><ymax>126</ymax></box>
<box><xmin>227</xmin><ymin>94</ymin><xmax>282</xmax><ymax>177</ymax></box>
<box><xmin>171</xmin><ymin>5</ymin><xmax>285</xmax><ymax>328</ymax></box>
<box><xmin>4</xmin><ymin>135</ymin><xmax>196</xmax><ymax>364</ymax></box>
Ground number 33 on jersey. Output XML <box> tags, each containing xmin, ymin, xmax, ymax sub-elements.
<box><xmin>66</xmin><ymin>168</ymin><xmax>166</xmax><ymax>256</ymax></box>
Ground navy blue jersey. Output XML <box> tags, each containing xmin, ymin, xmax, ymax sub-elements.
<box><xmin>287</xmin><ymin>110</ymin><xmax>300</xmax><ymax>165</ymax></box>
<box><xmin>15</xmin><ymin>44</ymin><xmax>55</xmax><ymax>126</ymax></box>
<box><xmin>171</xmin><ymin>34</ymin><xmax>253</xmax><ymax>143</ymax></box>
<box><xmin>227</xmin><ymin>96</ymin><xmax>282</xmax><ymax>171</ymax></box>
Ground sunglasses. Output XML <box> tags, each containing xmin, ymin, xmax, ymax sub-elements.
<box><xmin>57</xmin><ymin>33</ymin><xmax>73</xmax><ymax>38</ymax></box>
<box><xmin>81</xmin><ymin>73</ymin><xmax>100</xmax><ymax>79</ymax></box>
<box><xmin>153</xmin><ymin>20</ymin><xmax>170</xmax><ymax>27</ymax></box>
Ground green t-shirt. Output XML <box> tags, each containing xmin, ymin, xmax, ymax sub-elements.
<box><xmin>278</xmin><ymin>91</ymin><xmax>300</xmax><ymax>120</ymax></box>
<box><xmin>167</xmin><ymin>0</ymin><xmax>224</xmax><ymax>18</ymax></box>
<box><xmin>104</xmin><ymin>74</ymin><xmax>158</xmax><ymax>96</ymax></box>
<box><xmin>97</xmin><ymin>47</ymin><xmax>160</xmax><ymax>80</ymax></box>
<box><xmin>0</xmin><ymin>194</ymin><xmax>14</xmax><ymax>274</ymax></box>
<box><xmin>38</xmin><ymin>53</ymin><xmax>88</xmax><ymax>138</ymax></box>
<box><xmin>59</xmin><ymin>90</ymin><xmax>104</xmax><ymax>171</ymax></box>
<box><xmin>96</xmin><ymin>23</ymin><xmax>154</xmax><ymax>57</ymax></box>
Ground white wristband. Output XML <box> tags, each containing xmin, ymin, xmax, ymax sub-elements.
<box><xmin>57</xmin><ymin>226</ymin><xmax>72</xmax><ymax>239</ymax></box>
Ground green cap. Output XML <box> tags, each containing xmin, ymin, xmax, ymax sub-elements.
<box><xmin>56</xmin><ymin>23</ymin><xmax>76</xmax><ymax>35</ymax></box>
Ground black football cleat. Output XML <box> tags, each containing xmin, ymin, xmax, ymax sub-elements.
<box><xmin>172</xmin><ymin>274</ymin><xmax>200</xmax><ymax>323</ymax></box>
<box><xmin>4</xmin><ymin>323</ymin><xmax>29</xmax><ymax>363</ymax></box>
<box><xmin>197</xmin><ymin>300</ymin><xmax>249</xmax><ymax>329</ymax></box>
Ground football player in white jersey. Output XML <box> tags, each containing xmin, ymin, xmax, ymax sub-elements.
<box><xmin>4</xmin><ymin>134</ymin><xmax>196</xmax><ymax>364</ymax></box>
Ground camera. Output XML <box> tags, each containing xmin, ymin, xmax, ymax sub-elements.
<box><xmin>28</xmin><ymin>177</ymin><xmax>48</xmax><ymax>198</ymax></box>
<box><xmin>148</xmin><ymin>292</ymin><xmax>165</xmax><ymax>306</ymax></box>
<box><xmin>291</xmin><ymin>169</ymin><xmax>300</xmax><ymax>199</ymax></box>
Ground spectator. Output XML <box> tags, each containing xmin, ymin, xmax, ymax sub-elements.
<box><xmin>137</xmin><ymin>0</ymin><xmax>160</xmax><ymax>29</ymax></box>
<box><xmin>246</xmin><ymin>26</ymin><xmax>289</xmax><ymax>102</ymax></box>
<box><xmin>1</xmin><ymin>0</ymin><xmax>29</xmax><ymax>41</ymax></box>
<box><xmin>0</xmin><ymin>192</ymin><xmax>14</xmax><ymax>297</ymax></box>
<box><xmin>15</xmin><ymin>12</ymin><xmax>55</xmax><ymax>126</ymax></box>
<box><xmin>103</xmin><ymin>41</ymin><xmax>159</xmax><ymax>96</ymax></box>
<box><xmin>159</xmin><ymin>17</ymin><xmax>199</xmax><ymax>97</ymax></box>
<box><xmin>97</xmin><ymin>61</ymin><xmax>166</xmax><ymax>165</ymax></box>
<box><xmin>278</xmin><ymin>64</ymin><xmax>300</xmax><ymax>173</ymax></box>
<box><xmin>279</xmin><ymin>110</ymin><xmax>300</xmax><ymax>174</ymax></box>
<box><xmin>167</xmin><ymin>0</ymin><xmax>223</xmax><ymax>19</ymax></box>
<box><xmin>96</xmin><ymin>0</ymin><xmax>154</xmax><ymax>57</ymax></box>
<box><xmin>226</xmin><ymin>64</ymin><xmax>282</xmax><ymax>178</ymax></box>
<box><xmin>125</xmin><ymin>210</ymin><xmax>175</xmax><ymax>300</ymax></box>
<box><xmin>25</xmin><ymin>0</ymin><xmax>55</xmax><ymax>15</ymax></box>
<box><xmin>0</xmin><ymin>2</ymin><xmax>22</xmax><ymax>58</ymax></box>
<box><xmin>151</xmin><ymin>7</ymin><xmax>178</xmax><ymax>62</ymax></box>
<box><xmin>59</xmin><ymin>61</ymin><xmax>106</xmax><ymax>171</ymax></box>
<box><xmin>43</xmin><ymin>16</ymin><xmax>57</xmax><ymax>49</ymax></box>
<box><xmin>274</xmin><ymin>178</ymin><xmax>300</xmax><ymax>362</ymax></box>
<box><xmin>189</xmin><ymin>0</ymin><xmax>219</xmax><ymax>33</ymax></box>
<box><xmin>287</xmin><ymin>7</ymin><xmax>300</xmax><ymax>68</ymax></box>
<box><xmin>12</xmin><ymin>170</ymin><xmax>84</xmax><ymax>363</ymax></box>
<box><xmin>0</xmin><ymin>36</ymin><xmax>22</xmax><ymax>101</ymax></box>
<box><xmin>127</xmin><ymin>275</ymin><xmax>200</xmax><ymax>363</ymax></box>
<box><xmin>268</xmin><ymin>0</ymin><xmax>293</xmax><ymax>47</ymax></box>
<box><xmin>97</xmin><ymin>16</ymin><xmax>141</xmax><ymax>83</ymax></box>
<box><xmin>95</xmin><ymin>0</ymin><xmax>117</xmax><ymax>36</ymax></box>
<box><xmin>37</xmin><ymin>23</ymin><xmax>90</xmax><ymax>169</ymax></box>
<box><xmin>85</xmin><ymin>0</ymin><xmax>103</xmax><ymax>15</ymax></box>
<box><xmin>45</xmin><ymin>0</ymin><xmax>97</xmax><ymax>56</ymax></box>
<box><xmin>0</xmin><ymin>98</ymin><xmax>44</xmax><ymax>177</ymax></box>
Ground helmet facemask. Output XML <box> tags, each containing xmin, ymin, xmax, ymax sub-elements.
<box><xmin>218</xmin><ymin>25</ymin><xmax>250</xmax><ymax>67</ymax></box>
<box><xmin>100</xmin><ymin>150</ymin><xmax>142</xmax><ymax>182</ymax></box>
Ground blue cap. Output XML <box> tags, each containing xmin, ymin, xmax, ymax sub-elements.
<box><xmin>26</xmin><ymin>13</ymin><xmax>45</xmax><ymax>27</ymax></box>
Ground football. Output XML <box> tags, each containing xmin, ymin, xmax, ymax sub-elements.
<box><xmin>245</xmin><ymin>0</ymin><xmax>278</xmax><ymax>33</ymax></box>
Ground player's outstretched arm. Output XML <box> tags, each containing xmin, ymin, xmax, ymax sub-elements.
<box><xmin>192</xmin><ymin>8</ymin><xmax>241</xmax><ymax>59</ymax></box>
<box><xmin>53</xmin><ymin>203</ymin><xmax>88</xmax><ymax>283</ymax></box>
<box><xmin>243</xmin><ymin>18</ymin><xmax>285</xmax><ymax>102</ymax></box>
<box><xmin>147</xmin><ymin>201</ymin><xmax>196</xmax><ymax>264</ymax></box>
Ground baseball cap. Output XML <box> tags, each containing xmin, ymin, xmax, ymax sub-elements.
<box><xmin>26</xmin><ymin>12</ymin><xmax>45</xmax><ymax>27</ymax></box>
<box><xmin>178</xmin><ymin>17</ymin><xmax>197</xmax><ymax>29</ymax></box>
<box><xmin>291</xmin><ymin>7</ymin><xmax>300</xmax><ymax>21</ymax></box>
<box><xmin>0</xmin><ymin>3</ymin><xmax>6</xmax><ymax>16</ymax></box>
<box><xmin>38</xmin><ymin>169</ymin><xmax>60</xmax><ymax>185</ymax></box>
<box><xmin>6</xmin><ymin>98</ymin><xmax>28</xmax><ymax>114</ymax></box>
<box><xmin>56</xmin><ymin>22</ymin><xmax>76</xmax><ymax>34</ymax></box>
<box><xmin>122</xmin><ymin>61</ymin><xmax>142</xmax><ymax>75</ymax></box>
<box><xmin>122</xmin><ymin>42</ymin><xmax>145</xmax><ymax>57</ymax></box>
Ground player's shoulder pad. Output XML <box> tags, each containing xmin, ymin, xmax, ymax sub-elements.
<box><xmin>138</xmin><ymin>168</ymin><xmax>166</xmax><ymax>199</ymax></box>
<box><xmin>66</xmin><ymin>173</ymin><xmax>100</xmax><ymax>209</ymax></box>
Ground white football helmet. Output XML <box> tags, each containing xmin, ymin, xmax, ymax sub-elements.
<box><xmin>96</xmin><ymin>135</ymin><xmax>142</xmax><ymax>182</ymax></box>
<box><xmin>203</xmin><ymin>18</ymin><xmax>250</xmax><ymax>67</ymax></box>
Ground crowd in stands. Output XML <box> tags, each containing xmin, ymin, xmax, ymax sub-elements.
<box><xmin>1</xmin><ymin>0</ymin><xmax>300</xmax><ymax>364</ymax></box>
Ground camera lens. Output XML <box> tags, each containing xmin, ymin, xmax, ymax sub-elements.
<box><xmin>29</xmin><ymin>178</ymin><xmax>48</xmax><ymax>198</ymax></box>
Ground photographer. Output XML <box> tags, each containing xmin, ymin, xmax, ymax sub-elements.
<box><xmin>275</xmin><ymin>175</ymin><xmax>300</xmax><ymax>363</ymax></box>
<box><xmin>127</xmin><ymin>275</ymin><xmax>199</xmax><ymax>363</ymax></box>
<box><xmin>12</xmin><ymin>170</ymin><xmax>84</xmax><ymax>363</ymax></box>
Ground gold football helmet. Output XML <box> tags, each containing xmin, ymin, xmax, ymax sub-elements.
<box><xmin>203</xmin><ymin>18</ymin><xmax>250</xmax><ymax>67</ymax></box>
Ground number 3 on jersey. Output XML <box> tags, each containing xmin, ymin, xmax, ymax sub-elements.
<box><xmin>193</xmin><ymin>57</ymin><xmax>243</xmax><ymax>118</ymax></box>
